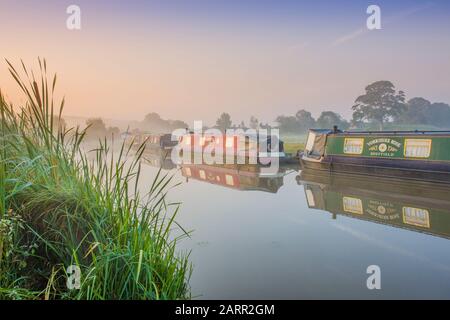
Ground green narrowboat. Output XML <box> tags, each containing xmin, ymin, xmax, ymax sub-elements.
<box><xmin>297</xmin><ymin>171</ymin><xmax>450</xmax><ymax>239</ymax></box>
<box><xmin>300</xmin><ymin>127</ymin><xmax>450</xmax><ymax>183</ymax></box>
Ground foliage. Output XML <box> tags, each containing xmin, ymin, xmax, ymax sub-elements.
<box><xmin>215</xmin><ymin>113</ymin><xmax>232</xmax><ymax>131</ymax></box>
<box><xmin>352</xmin><ymin>81</ymin><xmax>406</xmax><ymax>130</ymax></box>
<box><xmin>295</xmin><ymin>110</ymin><xmax>316</xmax><ymax>130</ymax></box>
<box><xmin>141</xmin><ymin>112</ymin><xmax>188</xmax><ymax>133</ymax></box>
<box><xmin>85</xmin><ymin>118</ymin><xmax>121</xmax><ymax>140</ymax></box>
<box><xmin>275</xmin><ymin>115</ymin><xmax>299</xmax><ymax>132</ymax></box>
<box><xmin>0</xmin><ymin>59</ymin><xmax>191</xmax><ymax>300</ymax></box>
<box><xmin>249</xmin><ymin>116</ymin><xmax>259</xmax><ymax>129</ymax></box>
<box><xmin>316</xmin><ymin>111</ymin><xmax>349</xmax><ymax>130</ymax></box>
<box><xmin>428</xmin><ymin>102</ymin><xmax>450</xmax><ymax>128</ymax></box>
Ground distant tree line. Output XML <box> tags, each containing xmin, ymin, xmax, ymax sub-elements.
<box><xmin>75</xmin><ymin>79</ymin><xmax>450</xmax><ymax>139</ymax></box>
<box><xmin>213</xmin><ymin>113</ymin><xmax>271</xmax><ymax>132</ymax></box>
<box><xmin>125</xmin><ymin>112</ymin><xmax>188</xmax><ymax>134</ymax></box>
<box><xmin>352</xmin><ymin>80</ymin><xmax>450</xmax><ymax>130</ymax></box>
<box><xmin>274</xmin><ymin>110</ymin><xmax>349</xmax><ymax>133</ymax></box>
<box><xmin>269</xmin><ymin>80</ymin><xmax>450</xmax><ymax>133</ymax></box>
<box><xmin>81</xmin><ymin>113</ymin><xmax>189</xmax><ymax>140</ymax></box>
<box><xmin>138</xmin><ymin>112</ymin><xmax>188</xmax><ymax>133</ymax></box>
<box><xmin>84</xmin><ymin>118</ymin><xmax>120</xmax><ymax>140</ymax></box>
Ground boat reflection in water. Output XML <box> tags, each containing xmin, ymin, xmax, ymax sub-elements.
<box><xmin>180</xmin><ymin>163</ymin><xmax>294</xmax><ymax>193</ymax></box>
<box><xmin>142</xmin><ymin>148</ymin><xmax>177</xmax><ymax>170</ymax></box>
<box><xmin>181</xmin><ymin>164</ymin><xmax>296</xmax><ymax>193</ymax></box>
<box><xmin>141</xmin><ymin>145</ymin><xmax>298</xmax><ymax>193</ymax></box>
<box><xmin>297</xmin><ymin>170</ymin><xmax>450</xmax><ymax>239</ymax></box>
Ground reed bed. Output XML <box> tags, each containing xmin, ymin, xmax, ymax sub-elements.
<box><xmin>0</xmin><ymin>59</ymin><xmax>191</xmax><ymax>299</ymax></box>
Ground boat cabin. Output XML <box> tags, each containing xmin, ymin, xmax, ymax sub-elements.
<box><xmin>301</xmin><ymin>128</ymin><xmax>450</xmax><ymax>183</ymax></box>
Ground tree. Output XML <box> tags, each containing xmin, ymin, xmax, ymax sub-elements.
<box><xmin>215</xmin><ymin>113</ymin><xmax>232</xmax><ymax>132</ymax></box>
<box><xmin>107</xmin><ymin>126</ymin><xmax>121</xmax><ymax>137</ymax></box>
<box><xmin>141</xmin><ymin>112</ymin><xmax>188</xmax><ymax>133</ymax></box>
<box><xmin>143</xmin><ymin>112</ymin><xmax>163</xmax><ymax>124</ymax></box>
<box><xmin>85</xmin><ymin>118</ymin><xmax>122</xmax><ymax>139</ymax></box>
<box><xmin>249</xmin><ymin>116</ymin><xmax>259</xmax><ymax>129</ymax></box>
<box><xmin>397</xmin><ymin>97</ymin><xmax>431</xmax><ymax>125</ymax></box>
<box><xmin>429</xmin><ymin>102</ymin><xmax>450</xmax><ymax>128</ymax></box>
<box><xmin>352</xmin><ymin>81</ymin><xmax>406</xmax><ymax>130</ymax></box>
<box><xmin>168</xmin><ymin>119</ymin><xmax>189</xmax><ymax>131</ymax></box>
<box><xmin>85</xmin><ymin>118</ymin><xmax>108</xmax><ymax>139</ymax></box>
<box><xmin>275</xmin><ymin>115</ymin><xmax>299</xmax><ymax>132</ymax></box>
<box><xmin>295</xmin><ymin>109</ymin><xmax>316</xmax><ymax>131</ymax></box>
<box><xmin>317</xmin><ymin>111</ymin><xmax>349</xmax><ymax>130</ymax></box>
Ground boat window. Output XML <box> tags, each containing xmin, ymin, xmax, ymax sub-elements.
<box><xmin>305</xmin><ymin>132</ymin><xmax>316</xmax><ymax>152</ymax></box>
<box><xmin>404</xmin><ymin>139</ymin><xmax>431</xmax><ymax>158</ymax></box>
<box><xmin>343</xmin><ymin>138</ymin><xmax>364</xmax><ymax>155</ymax></box>
<box><xmin>304</xmin><ymin>131</ymin><xmax>327</xmax><ymax>159</ymax></box>
<box><xmin>343</xmin><ymin>197</ymin><xmax>363</xmax><ymax>215</ymax></box>
<box><xmin>402</xmin><ymin>207</ymin><xmax>430</xmax><ymax>228</ymax></box>
<box><xmin>225</xmin><ymin>174</ymin><xmax>234</xmax><ymax>186</ymax></box>
<box><xmin>226</xmin><ymin>137</ymin><xmax>234</xmax><ymax>148</ymax></box>
<box><xmin>305</xmin><ymin>189</ymin><xmax>316</xmax><ymax>207</ymax></box>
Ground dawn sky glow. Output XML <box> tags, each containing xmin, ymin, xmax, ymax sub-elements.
<box><xmin>1</xmin><ymin>0</ymin><xmax>450</xmax><ymax>125</ymax></box>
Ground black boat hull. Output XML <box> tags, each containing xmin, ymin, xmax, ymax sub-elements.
<box><xmin>300</xmin><ymin>155</ymin><xmax>450</xmax><ymax>184</ymax></box>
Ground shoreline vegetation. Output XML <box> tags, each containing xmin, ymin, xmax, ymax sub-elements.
<box><xmin>0</xmin><ymin>60</ymin><xmax>191</xmax><ymax>300</ymax></box>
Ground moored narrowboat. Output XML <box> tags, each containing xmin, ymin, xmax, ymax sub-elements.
<box><xmin>179</xmin><ymin>133</ymin><xmax>286</xmax><ymax>164</ymax></box>
<box><xmin>300</xmin><ymin>127</ymin><xmax>450</xmax><ymax>183</ymax></box>
<box><xmin>126</xmin><ymin>132</ymin><xmax>178</xmax><ymax>150</ymax></box>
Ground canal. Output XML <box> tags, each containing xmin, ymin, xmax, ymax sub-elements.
<box><xmin>139</xmin><ymin>152</ymin><xmax>450</xmax><ymax>299</ymax></box>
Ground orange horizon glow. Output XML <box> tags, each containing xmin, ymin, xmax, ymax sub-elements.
<box><xmin>1</xmin><ymin>0</ymin><xmax>450</xmax><ymax>126</ymax></box>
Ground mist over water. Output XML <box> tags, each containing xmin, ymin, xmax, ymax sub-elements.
<box><xmin>138</xmin><ymin>155</ymin><xmax>450</xmax><ymax>299</ymax></box>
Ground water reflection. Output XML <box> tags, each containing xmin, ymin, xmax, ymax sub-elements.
<box><xmin>297</xmin><ymin>170</ymin><xmax>450</xmax><ymax>240</ymax></box>
<box><xmin>141</xmin><ymin>146</ymin><xmax>298</xmax><ymax>193</ymax></box>
<box><xmin>180</xmin><ymin>164</ymin><xmax>292</xmax><ymax>193</ymax></box>
<box><xmin>142</xmin><ymin>148</ymin><xmax>176</xmax><ymax>170</ymax></box>
<box><xmin>142</xmin><ymin>147</ymin><xmax>450</xmax><ymax>240</ymax></box>
<box><xmin>140</xmin><ymin>147</ymin><xmax>450</xmax><ymax>298</ymax></box>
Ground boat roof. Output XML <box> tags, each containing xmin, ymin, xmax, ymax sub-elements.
<box><xmin>340</xmin><ymin>130</ymin><xmax>450</xmax><ymax>136</ymax></box>
<box><xmin>140</xmin><ymin>132</ymin><xmax>172</xmax><ymax>137</ymax></box>
<box><xmin>308</xmin><ymin>129</ymin><xmax>333</xmax><ymax>134</ymax></box>
<box><xmin>309</xmin><ymin>129</ymin><xmax>450</xmax><ymax>136</ymax></box>
<box><xmin>185</xmin><ymin>132</ymin><xmax>282</xmax><ymax>140</ymax></box>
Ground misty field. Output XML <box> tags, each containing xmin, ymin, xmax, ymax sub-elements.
<box><xmin>281</xmin><ymin>134</ymin><xmax>306</xmax><ymax>155</ymax></box>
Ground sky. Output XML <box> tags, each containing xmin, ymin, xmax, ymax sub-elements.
<box><xmin>1</xmin><ymin>0</ymin><xmax>450</xmax><ymax>125</ymax></box>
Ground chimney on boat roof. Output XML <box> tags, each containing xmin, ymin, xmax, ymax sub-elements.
<box><xmin>333</xmin><ymin>125</ymin><xmax>339</xmax><ymax>133</ymax></box>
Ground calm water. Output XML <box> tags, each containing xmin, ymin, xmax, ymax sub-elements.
<box><xmin>140</xmin><ymin>151</ymin><xmax>450</xmax><ymax>299</ymax></box>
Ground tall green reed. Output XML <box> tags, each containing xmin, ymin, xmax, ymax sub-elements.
<box><xmin>0</xmin><ymin>59</ymin><xmax>191</xmax><ymax>299</ymax></box>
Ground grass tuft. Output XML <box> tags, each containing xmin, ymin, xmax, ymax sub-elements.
<box><xmin>0</xmin><ymin>59</ymin><xmax>191</xmax><ymax>299</ymax></box>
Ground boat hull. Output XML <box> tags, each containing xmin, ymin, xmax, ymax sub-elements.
<box><xmin>300</xmin><ymin>155</ymin><xmax>450</xmax><ymax>183</ymax></box>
